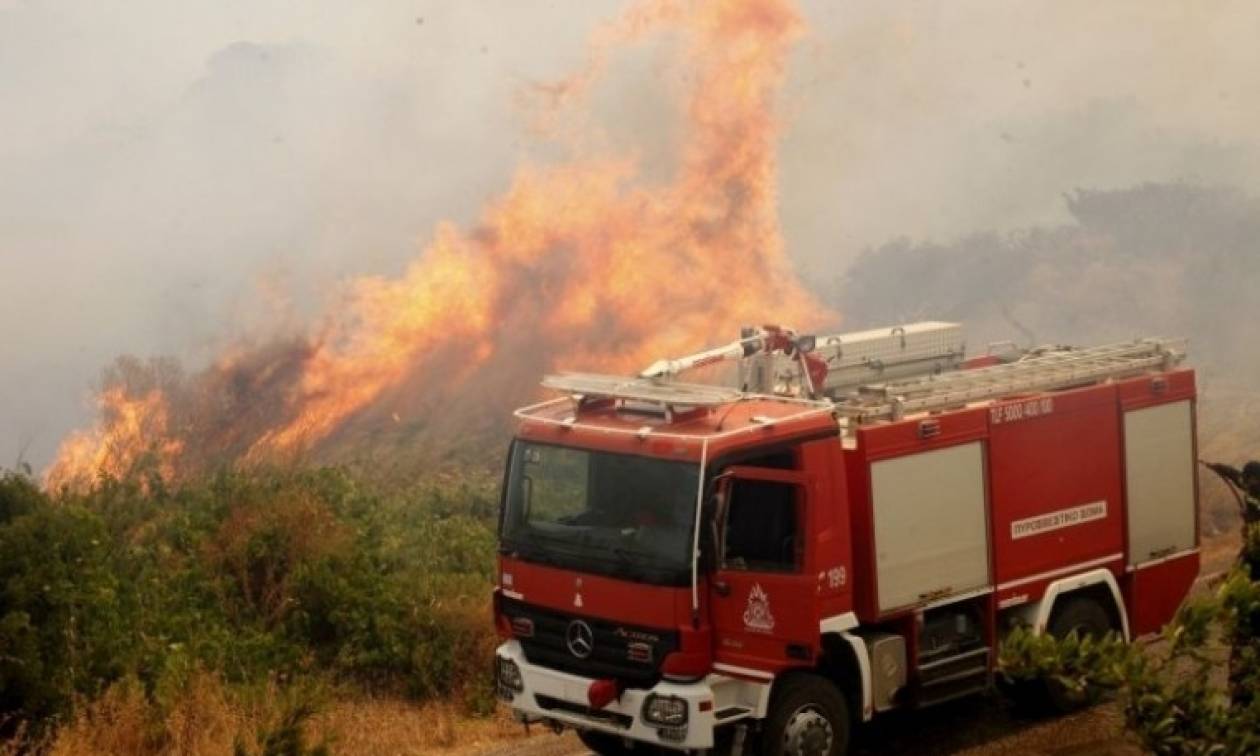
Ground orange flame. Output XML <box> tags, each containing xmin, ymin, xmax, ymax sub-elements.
<box><xmin>45</xmin><ymin>387</ymin><xmax>184</xmax><ymax>491</ymax></box>
<box><xmin>46</xmin><ymin>0</ymin><xmax>836</xmax><ymax>489</ymax></box>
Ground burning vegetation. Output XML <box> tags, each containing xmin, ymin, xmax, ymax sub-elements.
<box><xmin>45</xmin><ymin>0</ymin><xmax>835</xmax><ymax>491</ymax></box>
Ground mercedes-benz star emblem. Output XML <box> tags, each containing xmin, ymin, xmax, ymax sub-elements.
<box><xmin>566</xmin><ymin>620</ymin><xmax>594</xmax><ymax>659</ymax></box>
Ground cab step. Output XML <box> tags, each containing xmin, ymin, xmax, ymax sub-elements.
<box><xmin>917</xmin><ymin>646</ymin><xmax>990</xmax><ymax>707</ymax></box>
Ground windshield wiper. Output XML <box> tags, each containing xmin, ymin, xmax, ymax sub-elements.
<box><xmin>606</xmin><ymin>545</ymin><xmax>667</xmax><ymax>582</ymax></box>
<box><xmin>501</xmin><ymin>534</ymin><xmax>587</xmax><ymax>567</ymax></box>
<box><xmin>609</xmin><ymin>544</ymin><xmax>639</xmax><ymax>564</ymax></box>
<box><xmin>610</xmin><ymin>542</ymin><xmax>689</xmax><ymax>574</ymax></box>
<box><xmin>506</xmin><ymin>528</ymin><xmax>687</xmax><ymax>584</ymax></box>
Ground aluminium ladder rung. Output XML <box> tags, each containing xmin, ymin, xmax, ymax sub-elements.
<box><xmin>542</xmin><ymin>372</ymin><xmax>746</xmax><ymax>407</ymax></box>
<box><xmin>837</xmin><ymin>337</ymin><xmax>1185</xmax><ymax>423</ymax></box>
<box><xmin>858</xmin><ymin>339</ymin><xmax>1180</xmax><ymax>397</ymax></box>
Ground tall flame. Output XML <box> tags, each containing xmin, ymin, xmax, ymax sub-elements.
<box><xmin>45</xmin><ymin>0</ymin><xmax>836</xmax><ymax>491</ymax></box>
<box><xmin>45</xmin><ymin>387</ymin><xmax>184</xmax><ymax>489</ymax></box>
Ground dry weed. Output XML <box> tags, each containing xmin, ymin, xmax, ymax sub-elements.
<box><xmin>38</xmin><ymin>674</ymin><xmax>530</xmax><ymax>756</ymax></box>
<box><xmin>160</xmin><ymin>671</ymin><xmax>243</xmax><ymax>755</ymax></box>
<box><xmin>46</xmin><ymin>679</ymin><xmax>157</xmax><ymax>756</ymax></box>
<box><xmin>44</xmin><ymin>673</ymin><xmax>292</xmax><ymax>756</ymax></box>
<box><xmin>0</xmin><ymin>717</ymin><xmax>42</xmax><ymax>756</ymax></box>
<box><xmin>309</xmin><ymin>699</ymin><xmax>527</xmax><ymax>756</ymax></box>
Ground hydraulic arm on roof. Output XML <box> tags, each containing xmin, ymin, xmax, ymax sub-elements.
<box><xmin>639</xmin><ymin>324</ymin><xmax>827</xmax><ymax>393</ymax></box>
<box><xmin>638</xmin><ymin>321</ymin><xmax>967</xmax><ymax>399</ymax></box>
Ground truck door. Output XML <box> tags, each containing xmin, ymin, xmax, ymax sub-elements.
<box><xmin>710</xmin><ymin>466</ymin><xmax>819</xmax><ymax>676</ymax></box>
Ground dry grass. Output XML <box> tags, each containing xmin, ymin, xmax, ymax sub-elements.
<box><xmin>32</xmin><ymin>672</ymin><xmax>527</xmax><ymax>756</ymax></box>
<box><xmin>310</xmin><ymin>701</ymin><xmax>529</xmax><ymax>756</ymax></box>
<box><xmin>46</xmin><ymin>673</ymin><xmax>263</xmax><ymax>756</ymax></box>
<box><xmin>0</xmin><ymin>718</ymin><xmax>40</xmax><ymax>756</ymax></box>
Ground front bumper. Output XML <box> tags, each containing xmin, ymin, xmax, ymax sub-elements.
<box><xmin>496</xmin><ymin>640</ymin><xmax>766</xmax><ymax>751</ymax></box>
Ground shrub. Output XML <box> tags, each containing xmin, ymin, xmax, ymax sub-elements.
<box><xmin>1000</xmin><ymin>521</ymin><xmax>1260</xmax><ymax>755</ymax></box>
<box><xmin>0</xmin><ymin>465</ymin><xmax>500</xmax><ymax>735</ymax></box>
<box><xmin>0</xmin><ymin>472</ymin><xmax>41</xmax><ymax>525</ymax></box>
<box><xmin>0</xmin><ymin>503</ymin><xmax>134</xmax><ymax>722</ymax></box>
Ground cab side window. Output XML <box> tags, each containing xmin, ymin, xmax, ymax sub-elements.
<box><xmin>722</xmin><ymin>479</ymin><xmax>800</xmax><ymax>572</ymax></box>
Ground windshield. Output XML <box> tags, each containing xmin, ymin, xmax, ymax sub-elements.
<box><xmin>500</xmin><ymin>441</ymin><xmax>700</xmax><ymax>585</ymax></box>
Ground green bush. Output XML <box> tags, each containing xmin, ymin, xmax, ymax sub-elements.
<box><xmin>1000</xmin><ymin>522</ymin><xmax>1260</xmax><ymax>755</ymax></box>
<box><xmin>0</xmin><ymin>502</ymin><xmax>132</xmax><ymax>721</ymax></box>
<box><xmin>0</xmin><ymin>466</ymin><xmax>499</xmax><ymax>733</ymax></box>
<box><xmin>0</xmin><ymin>472</ymin><xmax>41</xmax><ymax>524</ymax></box>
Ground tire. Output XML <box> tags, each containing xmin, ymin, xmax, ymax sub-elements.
<box><xmin>1047</xmin><ymin>596</ymin><xmax>1113</xmax><ymax>640</ymax></box>
<box><xmin>760</xmin><ymin>673</ymin><xmax>851</xmax><ymax>756</ymax></box>
<box><xmin>1043</xmin><ymin>595</ymin><xmax>1115</xmax><ymax>713</ymax></box>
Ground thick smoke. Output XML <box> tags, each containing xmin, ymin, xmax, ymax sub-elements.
<box><xmin>42</xmin><ymin>0</ymin><xmax>830</xmax><ymax>489</ymax></box>
<box><xmin>4</xmin><ymin>0</ymin><xmax>1260</xmax><ymax>474</ymax></box>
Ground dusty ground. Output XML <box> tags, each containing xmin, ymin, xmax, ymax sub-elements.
<box><xmin>461</xmin><ymin>532</ymin><xmax>1242</xmax><ymax>756</ymax></box>
<box><xmin>467</xmin><ymin>696</ymin><xmax>1143</xmax><ymax>756</ymax></box>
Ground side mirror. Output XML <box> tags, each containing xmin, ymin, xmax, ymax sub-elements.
<box><xmin>796</xmin><ymin>334</ymin><xmax>817</xmax><ymax>354</ymax></box>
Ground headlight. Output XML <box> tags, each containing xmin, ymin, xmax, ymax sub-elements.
<box><xmin>497</xmin><ymin>657</ymin><xmax>523</xmax><ymax>696</ymax></box>
<box><xmin>641</xmin><ymin>693</ymin><xmax>688</xmax><ymax>726</ymax></box>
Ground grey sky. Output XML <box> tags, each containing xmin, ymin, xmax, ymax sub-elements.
<box><xmin>3</xmin><ymin>0</ymin><xmax>1258</xmax><ymax>468</ymax></box>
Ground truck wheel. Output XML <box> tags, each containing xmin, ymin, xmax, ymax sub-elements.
<box><xmin>761</xmin><ymin>673</ymin><xmax>851</xmax><ymax>756</ymax></box>
<box><xmin>1044</xmin><ymin>595</ymin><xmax>1114</xmax><ymax>713</ymax></box>
<box><xmin>1048</xmin><ymin>595</ymin><xmax>1113</xmax><ymax>640</ymax></box>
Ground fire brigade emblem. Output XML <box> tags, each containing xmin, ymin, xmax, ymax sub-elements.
<box><xmin>742</xmin><ymin>583</ymin><xmax>775</xmax><ymax>633</ymax></box>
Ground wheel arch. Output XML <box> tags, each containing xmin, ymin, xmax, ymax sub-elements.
<box><xmin>1025</xmin><ymin>567</ymin><xmax>1130</xmax><ymax>641</ymax></box>
<box><xmin>817</xmin><ymin>631</ymin><xmax>871</xmax><ymax>722</ymax></box>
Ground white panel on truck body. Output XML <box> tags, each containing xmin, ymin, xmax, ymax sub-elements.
<box><xmin>1124</xmin><ymin>400</ymin><xmax>1197</xmax><ymax>566</ymax></box>
<box><xmin>871</xmin><ymin>442</ymin><xmax>991</xmax><ymax>612</ymax></box>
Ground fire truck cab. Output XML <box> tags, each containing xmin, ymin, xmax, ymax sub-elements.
<box><xmin>493</xmin><ymin>323</ymin><xmax>1200</xmax><ymax>755</ymax></box>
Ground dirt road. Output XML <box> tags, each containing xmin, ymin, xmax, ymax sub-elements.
<box><xmin>470</xmin><ymin>695</ymin><xmax>1141</xmax><ymax>756</ymax></box>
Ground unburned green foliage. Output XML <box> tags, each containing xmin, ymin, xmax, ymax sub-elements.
<box><xmin>1000</xmin><ymin>522</ymin><xmax>1260</xmax><ymax>755</ymax></box>
<box><xmin>0</xmin><ymin>466</ymin><xmax>499</xmax><ymax>737</ymax></box>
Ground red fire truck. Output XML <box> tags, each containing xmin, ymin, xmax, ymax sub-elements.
<box><xmin>493</xmin><ymin>322</ymin><xmax>1200</xmax><ymax>755</ymax></box>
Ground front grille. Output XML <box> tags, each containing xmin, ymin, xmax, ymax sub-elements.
<box><xmin>501</xmin><ymin>597</ymin><xmax>679</xmax><ymax>687</ymax></box>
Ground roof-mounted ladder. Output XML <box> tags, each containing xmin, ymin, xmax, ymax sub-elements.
<box><xmin>541</xmin><ymin>373</ymin><xmax>745</xmax><ymax>407</ymax></box>
<box><xmin>836</xmin><ymin>337</ymin><xmax>1186</xmax><ymax>423</ymax></box>
<box><xmin>539</xmin><ymin>372</ymin><xmax>745</xmax><ymax>418</ymax></box>
<box><xmin>537</xmin><ymin>372</ymin><xmax>833</xmax><ymax>426</ymax></box>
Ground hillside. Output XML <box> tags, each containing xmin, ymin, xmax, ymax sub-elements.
<box><xmin>835</xmin><ymin>182</ymin><xmax>1260</xmax><ymax>530</ymax></box>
